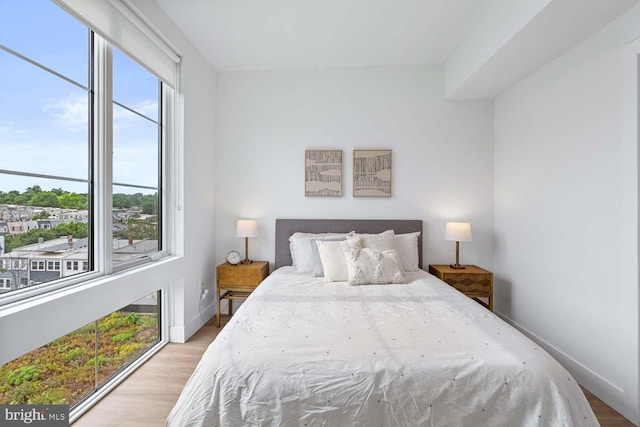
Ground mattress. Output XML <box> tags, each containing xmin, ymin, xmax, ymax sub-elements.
<box><xmin>167</xmin><ymin>268</ymin><xmax>598</xmax><ymax>426</ymax></box>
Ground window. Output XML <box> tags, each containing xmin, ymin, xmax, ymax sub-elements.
<box><xmin>0</xmin><ymin>0</ymin><xmax>178</xmax><ymax>418</ymax></box>
<box><xmin>112</xmin><ymin>48</ymin><xmax>161</xmax><ymax>269</ymax></box>
<box><xmin>31</xmin><ymin>261</ymin><xmax>45</xmax><ymax>271</ymax></box>
<box><xmin>0</xmin><ymin>0</ymin><xmax>169</xmax><ymax>302</ymax></box>
<box><xmin>65</xmin><ymin>261</ymin><xmax>80</xmax><ymax>272</ymax></box>
<box><xmin>0</xmin><ymin>291</ymin><xmax>160</xmax><ymax>408</ymax></box>
<box><xmin>0</xmin><ymin>1</ymin><xmax>90</xmax><ymax>295</ymax></box>
<box><xmin>11</xmin><ymin>259</ymin><xmax>25</xmax><ymax>270</ymax></box>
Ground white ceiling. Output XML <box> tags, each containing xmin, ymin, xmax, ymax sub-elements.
<box><xmin>154</xmin><ymin>0</ymin><xmax>640</xmax><ymax>99</ymax></box>
<box><xmin>155</xmin><ymin>0</ymin><xmax>495</xmax><ymax>71</ymax></box>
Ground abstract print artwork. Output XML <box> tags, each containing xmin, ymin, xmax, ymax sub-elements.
<box><xmin>353</xmin><ymin>150</ymin><xmax>392</xmax><ymax>197</ymax></box>
<box><xmin>305</xmin><ymin>150</ymin><xmax>343</xmax><ymax>196</ymax></box>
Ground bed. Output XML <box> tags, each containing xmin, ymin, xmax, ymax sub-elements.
<box><xmin>167</xmin><ymin>219</ymin><xmax>598</xmax><ymax>426</ymax></box>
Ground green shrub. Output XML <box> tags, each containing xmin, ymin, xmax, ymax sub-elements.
<box><xmin>0</xmin><ymin>310</ymin><xmax>158</xmax><ymax>408</ymax></box>
<box><xmin>10</xmin><ymin>381</ymin><xmax>37</xmax><ymax>404</ymax></box>
<box><xmin>111</xmin><ymin>332</ymin><xmax>134</xmax><ymax>343</ymax></box>
<box><xmin>125</xmin><ymin>312</ymin><xmax>140</xmax><ymax>325</ymax></box>
<box><xmin>117</xmin><ymin>342</ymin><xmax>145</xmax><ymax>356</ymax></box>
<box><xmin>64</xmin><ymin>347</ymin><xmax>87</xmax><ymax>361</ymax></box>
<box><xmin>6</xmin><ymin>366</ymin><xmax>41</xmax><ymax>386</ymax></box>
<box><xmin>139</xmin><ymin>315</ymin><xmax>157</xmax><ymax>328</ymax></box>
<box><xmin>28</xmin><ymin>389</ymin><xmax>67</xmax><ymax>405</ymax></box>
<box><xmin>86</xmin><ymin>355</ymin><xmax>107</xmax><ymax>366</ymax></box>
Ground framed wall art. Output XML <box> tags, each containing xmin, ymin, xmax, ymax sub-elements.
<box><xmin>353</xmin><ymin>149</ymin><xmax>392</xmax><ymax>197</ymax></box>
<box><xmin>305</xmin><ymin>150</ymin><xmax>343</xmax><ymax>197</ymax></box>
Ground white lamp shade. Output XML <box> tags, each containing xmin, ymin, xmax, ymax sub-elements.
<box><xmin>445</xmin><ymin>222</ymin><xmax>472</xmax><ymax>242</ymax></box>
<box><xmin>236</xmin><ymin>220</ymin><xmax>258</xmax><ymax>238</ymax></box>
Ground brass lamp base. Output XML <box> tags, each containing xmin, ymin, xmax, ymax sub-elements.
<box><xmin>242</xmin><ymin>237</ymin><xmax>253</xmax><ymax>264</ymax></box>
<box><xmin>450</xmin><ymin>241</ymin><xmax>465</xmax><ymax>269</ymax></box>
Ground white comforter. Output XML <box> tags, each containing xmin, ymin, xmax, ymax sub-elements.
<box><xmin>167</xmin><ymin>268</ymin><xmax>598</xmax><ymax>427</ymax></box>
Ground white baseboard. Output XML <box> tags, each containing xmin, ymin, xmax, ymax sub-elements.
<box><xmin>495</xmin><ymin>311</ymin><xmax>638</xmax><ymax>424</ymax></box>
<box><xmin>168</xmin><ymin>325</ymin><xmax>185</xmax><ymax>343</ymax></box>
<box><xmin>169</xmin><ymin>299</ymin><xmax>216</xmax><ymax>343</ymax></box>
<box><xmin>185</xmin><ymin>300</ymin><xmax>216</xmax><ymax>339</ymax></box>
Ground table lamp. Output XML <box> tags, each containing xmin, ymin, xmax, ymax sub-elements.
<box><xmin>445</xmin><ymin>222</ymin><xmax>472</xmax><ymax>269</ymax></box>
<box><xmin>236</xmin><ymin>219</ymin><xmax>258</xmax><ymax>264</ymax></box>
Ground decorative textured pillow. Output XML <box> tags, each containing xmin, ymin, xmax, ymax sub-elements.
<box><xmin>343</xmin><ymin>247</ymin><xmax>405</xmax><ymax>285</ymax></box>
<box><xmin>317</xmin><ymin>239</ymin><xmax>360</xmax><ymax>282</ymax></box>
<box><xmin>395</xmin><ymin>231</ymin><xmax>421</xmax><ymax>271</ymax></box>
<box><xmin>289</xmin><ymin>232</ymin><xmax>350</xmax><ymax>272</ymax></box>
<box><xmin>310</xmin><ymin>237</ymin><xmax>347</xmax><ymax>277</ymax></box>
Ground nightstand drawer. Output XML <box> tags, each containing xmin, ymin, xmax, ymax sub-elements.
<box><xmin>439</xmin><ymin>273</ymin><xmax>491</xmax><ymax>293</ymax></box>
<box><xmin>217</xmin><ymin>261</ymin><xmax>269</xmax><ymax>288</ymax></box>
<box><xmin>428</xmin><ymin>264</ymin><xmax>493</xmax><ymax>311</ymax></box>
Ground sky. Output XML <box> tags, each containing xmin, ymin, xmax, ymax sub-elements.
<box><xmin>0</xmin><ymin>0</ymin><xmax>160</xmax><ymax>195</ymax></box>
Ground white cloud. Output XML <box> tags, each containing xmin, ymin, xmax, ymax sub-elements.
<box><xmin>43</xmin><ymin>93</ymin><xmax>88</xmax><ymax>132</ymax></box>
<box><xmin>43</xmin><ymin>95</ymin><xmax>158</xmax><ymax>133</ymax></box>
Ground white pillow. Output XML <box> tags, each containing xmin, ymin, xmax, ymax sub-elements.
<box><xmin>310</xmin><ymin>236</ymin><xmax>347</xmax><ymax>277</ymax></box>
<box><xmin>343</xmin><ymin>246</ymin><xmax>405</xmax><ymax>285</ymax></box>
<box><xmin>289</xmin><ymin>232</ymin><xmax>351</xmax><ymax>272</ymax></box>
<box><xmin>316</xmin><ymin>239</ymin><xmax>359</xmax><ymax>282</ymax></box>
<box><xmin>353</xmin><ymin>229</ymin><xmax>396</xmax><ymax>252</ymax></box>
<box><xmin>289</xmin><ymin>242</ymin><xmax>297</xmax><ymax>267</ymax></box>
<box><xmin>394</xmin><ymin>231</ymin><xmax>421</xmax><ymax>271</ymax></box>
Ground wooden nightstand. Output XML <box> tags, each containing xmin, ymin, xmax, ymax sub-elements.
<box><xmin>428</xmin><ymin>264</ymin><xmax>493</xmax><ymax>312</ymax></box>
<box><xmin>216</xmin><ymin>261</ymin><xmax>269</xmax><ymax>327</ymax></box>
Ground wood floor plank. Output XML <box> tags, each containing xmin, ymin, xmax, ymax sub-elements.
<box><xmin>74</xmin><ymin>315</ymin><xmax>636</xmax><ymax>426</ymax></box>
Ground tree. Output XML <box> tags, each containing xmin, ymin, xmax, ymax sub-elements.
<box><xmin>57</xmin><ymin>192</ymin><xmax>87</xmax><ymax>210</ymax></box>
<box><xmin>5</xmin><ymin>230</ymin><xmax>55</xmax><ymax>253</ymax></box>
<box><xmin>0</xmin><ymin>190</ymin><xmax>21</xmax><ymax>204</ymax></box>
<box><xmin>28</xmin><ymin>192</ymin><xmax>60</xmax><ymax>208</ymax></box>
<box><xmin>140</xmin><ymin>195</ymin><xmax>157</xmax><ymax>215</ymax></box>
<box><xmin>4</xmin><ymin>222</ymin><xmax>88</xmax><ymax>253</ymax></box>
<box><xmin>24</xmin><ymin>186</ymin><xmax>42</xmax><ymax>194</ymax></box>
<box><xmin>13</xmin><ymin>193</ymin><xmax>30</xmax><ymax>206</ymax></box>
<box><xmin>52</xmin><ymin>222</ymin><xmax>88</xmax><ymax>239</ymax></box>
<box><xmin>113</xmin><ymin>194</ymin><xmax>132</xmax><ymax>209</ymax></box>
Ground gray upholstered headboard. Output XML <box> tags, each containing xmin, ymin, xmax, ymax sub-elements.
<box><xmin>275</xmin><ymin>219</ymin><xmax>423</xmax><ymax>269</ymax></box>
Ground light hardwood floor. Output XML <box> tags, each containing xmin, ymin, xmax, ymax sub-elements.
<box><xmin>75</xmin><ymin>315</ymin><xmax>635</xmax><ymax>427</ymax></box>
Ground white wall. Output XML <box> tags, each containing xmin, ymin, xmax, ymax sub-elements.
<box><xmin>494</xmin><ymin>5</ymin><xmax>640</xmax><ymax>422</ymax></box>
<box><xmin>214</xmin><ymin>65</ymin><xmax>494</xmax><ymax>274</ymax></box>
